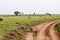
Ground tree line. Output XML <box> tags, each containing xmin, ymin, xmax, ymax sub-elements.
<box><xmin>14</xmin><ymin>11</ymin><xmax>51</xmax><ymax>16</ymax></box>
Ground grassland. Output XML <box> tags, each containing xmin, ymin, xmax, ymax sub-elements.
<box><xmin>0</xmin><ymin>15</ymin><xmax>60</xmax><ymax>37</ymax></box>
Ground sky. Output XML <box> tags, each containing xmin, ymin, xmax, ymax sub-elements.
<box><xmin>0</xmin><ymin>0</ymin><xmax>60</xmax><ymax>15</ymax></box>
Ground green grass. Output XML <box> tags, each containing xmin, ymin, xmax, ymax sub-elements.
<box><xmin>56</xmin><ymin>23</ymin><xmax>60</xmax><ymax>32</ymax></box>
<box><xmin>0</xmin><ymin>15</ymin><xmax>60</xmax><ymax>36</ymax></box>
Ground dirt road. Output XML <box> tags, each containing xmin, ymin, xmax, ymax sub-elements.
<box><xmin>22</xmin><ymin>20</ymin><xmax>60</xmax><ymax>40</ymax></box>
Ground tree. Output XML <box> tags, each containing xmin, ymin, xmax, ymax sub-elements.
<box><xmin>14</xmin><ymin>11</ymin><xmax>20</xmax><ymax>16</ymax></box>
<box><xmin>46</xmin><ymin>13</ymin><xmax>51</xmax><ymax>16</ymax></box>
<box><xmin>22</xmin><ymin>12</ymin><xmax>24</xmax><ymax>15</ymax></box>
<box><xmin>34</xmin><ymin>12</ymin><xmax>35</xmax><ymax>15</ymax></box>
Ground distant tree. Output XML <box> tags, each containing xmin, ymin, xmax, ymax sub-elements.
<box><xmin>34</xmin><ymin>12</ymin><xmax>35</xmax><ymax>15</ymax></box>
<box><xmin>22</xmin><ymin>12</ymin><xmax>24</xmax><ymax>15</ymax></box>
<box><xmin>46</xmin><ymin>13</ymin><xmax>51</xmax><ymax>16</ymax></box>
<box><xmin>14</xmin><ymin>11</ymin><xmax>21</xmax><ymax>16</ymax></box>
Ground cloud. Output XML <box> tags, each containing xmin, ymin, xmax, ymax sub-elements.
<box><xmin>0</xmin><ymin>0</ymin><xmax>60</xmax><ymax>14</ymax></box>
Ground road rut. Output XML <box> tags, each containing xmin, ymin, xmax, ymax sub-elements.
<box><xmin>22</xmin><ymin>20</ymin><xmax>60</xmax><ymax>40</ymax></box>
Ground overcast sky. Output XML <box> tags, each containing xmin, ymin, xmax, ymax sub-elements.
<box><xmin>0</xmin><ymin>0</ymin><xmax>60</xmax><ymax>15</ymax></box>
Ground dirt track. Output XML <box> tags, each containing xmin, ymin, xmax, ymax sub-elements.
<box><xmin>22</xmin><ymin>20</ymin><xmax>60</xmax><ymax>40</ymax></box>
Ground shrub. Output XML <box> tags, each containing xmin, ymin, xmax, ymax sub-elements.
<box><xmin>55</xmin><ymin>23</ymin><xmax>60</xmax><ymax>32</ymax></box>
<box><xmin>16</xmin><ymin>22</ymin><xmax>19</xmax><ymax>24</ymax></box>
<box><xmin>27</xmin><ymin>16</ymin><xmax>31</xmax><ymax>18</ymax></box>
<box><xmin>0</xmin><ymin>18</ymin><xmax>3</xmax><ymax>21</ymax></box>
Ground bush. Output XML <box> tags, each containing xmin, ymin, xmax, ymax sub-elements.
<box><xmin>0</xmin><ymin>18</ymin><xmax>3</xmax><ymax>21</ymax></box>
<box><xmin>15</xmin><ymin>22</ymin><xmax>19</xmax><ymax>24</ymax></box>
<box><xmin>55</xmin><ymin>23</ymin><xmax>60</xmax><ymax>32</ymax></box>
<box><xmin>27</xmin><ymin>16</ymin><xmax>31</xmax><ymax>18</ymax></box>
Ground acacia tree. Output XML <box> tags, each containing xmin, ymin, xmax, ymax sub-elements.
<box><xmin>46</xmin><ymin>13</ymin><xmax>51</xmax><ymax>16</ymax></box>
<box><xmin>14</xmin><ymin>11</ymin><xmax>21</xmax><ymax>16</ymax></box>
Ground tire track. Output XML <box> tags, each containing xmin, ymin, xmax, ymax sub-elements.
<box><xmin>49</xmin><ymin>22</ymin><xmax>60</xmax><ymax>40</ymax></box>
<box><xmin>24</xmin><ymin>20</ymin><xmax>60</xmax><ymax>40</ymax></box>
<box><xmin>35</xmin><ymin>20</ymin><xmax>58</xmax><ymax>40</ymax></box>
<box><xmin>22</xmin><ymin>20</ymin><xmax>60</xmax><ymax>40</ymax></box>
<box><xmin>22</xmin><ymin>21</ymin><xmax>50</xmax><ymax>40</ymax></box>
